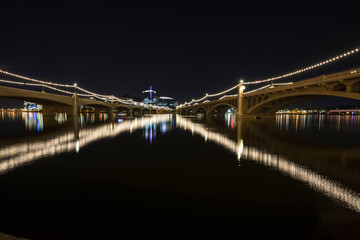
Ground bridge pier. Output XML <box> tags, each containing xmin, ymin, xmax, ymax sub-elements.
<box><xmin>109</xmin><ymin>106</ymin><xmax>114</xmax><ymax>122</ymax></box>
<box><xmin>73</xmin><ymin>93</ymin><xmax>78</xmax><ymax>117</ymax></box>
<box><xmin>236</xmin><ymin>82</ymin><xmax>246</xmax><ymax>117</ymax></box>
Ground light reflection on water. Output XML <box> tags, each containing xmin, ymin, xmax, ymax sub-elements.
<box><xmin>276</xmin><ymin>114</ymin><xmax>360</xmax><ymax>132</ymax></box>
<box><xmin>0</xmin><ymin>115</ymin><xmax>173</xmax><ymax>174</ymax></box>
<box><xmin>144</xmin><ymin>116</ymin><xmax>175</xmax><ymax>144</ymax></box>
<box><xmin>176</xmin><ymin>115</ymin><xmax>360</xmax><ymax>213</ymax></box>
<box><xmin>0</xmin><ymin>111</ymin><xmax>44</xmax><ymax>132</ymax></box>
<box><xmin>225</xmin><ymin>112</ymin><xmax>236</xmax><ymax>129</ymax></box>
<box><xmin>25</xmin><ymin>112</ymin><xmax>43</xmax><ymax>132</ymax></box>
<box><xmin>0</xmin><ymin>113</ymin><xmax>359</xmax><ymax>214</ymax></box>
<box><xmin>0</xmin><ymin>111</ymin><xmax>113</xmax><ymax>132</ymax></box>
<box><xmin>54</xmin><ymin>112</ymin><xmax>67</xmax><ymax>125</ymax></box>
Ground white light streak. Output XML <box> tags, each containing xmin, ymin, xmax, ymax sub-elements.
<box><xmin>176</xmin><ymin>115</ymin><xmax>360</xmax><ymax>213</ymax></box>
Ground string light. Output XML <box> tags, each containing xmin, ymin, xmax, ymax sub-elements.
<box><xmin>0</xmin><ymin>69</ymin><xmax>74</xmax><ymax>88</ymax></box>
<box><xmin>0</xmin><ymin>75</ymin><xmax>139</xmax><ymax>105</ymax></box>
<box><xmin>245</xmin><ymin>82</ymin><xmax>294</xmax><ymax>94</ymax></box>
<box><xmin>245</xmin><ymin>48</ymin><xmax>359</xmax><ymax>85</ymax></box>
<box><xmin>0</xmin><ymin>69</ymin><xmax>137</xmax><ymax>104</ymax></box>
<box><xmin>1</xmin><ymin>46</ymin><xmax>358</xmax><ymax>108</ymax></box>
<box><xmin>181</xmin><ymin>46</ymin><xmax>360</xmax><ymax>106</ymax></box>
<box><xmin>177</xmin><ymin>116</ymin><xmax>360</xmax><ymax>213</ymax></box>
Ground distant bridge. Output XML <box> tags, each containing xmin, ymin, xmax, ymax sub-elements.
<box><xmin>0</xmin><ymin>85</ymin><xmax>170</xmax><ymax>117</ymax></box>
<box><xmin>179</xmin><ymin>67</ymin><xmax>360</xmax><ymax>118</ymax></box>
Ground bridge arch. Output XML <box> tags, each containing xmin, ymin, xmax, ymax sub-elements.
<box><xmin>143</xmin><ymin>109</ymin><xmax>150</xmax><ymax>115</ymax></box>
<box><xmin>114</xmin><ymin>106</ymin><xmax>132</xmax><ymax>117</ymax></box>
<box><xmin>194</xmin><ymin>106</ymin><xmax>207</xmax><ymax>113</ymax></box>
<box><xmin>132</xmin><ymin>108</ymin><xmax>142</xmax><ymax>117</ymax></box>
<box><xmin>193</xmin><ymin>106</ymin><xmax>208</xmax><ymax>118</ymax></box>
<box><xmin>247</xmin><ymin>90</ymin><xmax>360</xmax><ymax>116</ymax></box>
<box><xmin>209</xmin><ymin>103</ymin><xmax>236</xmax><ymax>116</ymax></box>
<box><xmin>331</xmin><ymin>83</ymin><xmax>347</xmax><ymax>91</ymax></box>
<box><xmin>186</xmin><ymin>108</ymin><xmax>194</xmax><ymax>115</ymax></box>
<box><xmin>351</xmin><ymin>81</ymin><xmax>360</xmax><ymax>92</ymax></box>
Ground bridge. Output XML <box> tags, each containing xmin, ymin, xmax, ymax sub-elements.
<box><xmin>0</xmin><ymin>46</ymin><xmax>359</xmax><ymax>118</ymax></box>
<box><xmin>178</xmin><ymin>67</ymin><xmax>360</xmax><ymax>118</ymax></box>
<box><xmin>0</xmin><ymin>70</ymin><xmax>172</xmax><ymax>118</ymax></box>
<box><xmin>0</xmin><ymin>85</ymin><xmax>170</xmax><ymax>117</ymax></box>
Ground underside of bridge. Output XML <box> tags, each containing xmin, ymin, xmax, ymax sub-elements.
<box><xmin>114</xmin><ymin>106</ymin><xmax>131</xmax><ymax>116</ymax></box>
<box><xmin>180</xmin><ymin>91</ymin><xmax>360</xmax><ymax>118</ymax></box>
<box><xmin>179</xmin><ymin>70</ymin><xmax>360</xmax><ymax>118</ymax></box>
<box><xmin>0</xmin><ymin>85</ymin><xmax>167</xmax><ymax>120</ymax></box>
<box><xmin>246</xmin><ymin>90</ymin><xmax>360</xmax><ymax>117</ymax></box>
<box><xmin>0</xmin><ymin>96</ymin><xmax>76</xmax><ymax>116</ymax></box>
<box><xmin>132</xmin><ymin>108</ymin><xmax>142</xmax><ymax>117</ymax></box>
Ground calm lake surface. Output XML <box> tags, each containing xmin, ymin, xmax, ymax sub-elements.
<box><xmin>0</xmin><ymin>111</ymin><xmax>359</xmax><ymax>239</ymax></box>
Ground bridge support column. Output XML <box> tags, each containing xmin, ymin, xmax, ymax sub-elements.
<box><xmin>72</xmin><ymin>93</ymin><xmax>78</xmax><ymax>117</ymax></box>
<box><xmin>73</xmin><ymin>114</ymin><xmax>79</xmax><ymax>140</ymax></box>
<box><xmin>346</xmin><ymin>84</ymin><xmax>352</xmax><ymax>92</ymax></box>
<box><xmin>42</xmin><ymin>104</ymin><xmax>74</xmax><ymax>116</ymax></box>
<box><xmin>236</xmin><ymin>81</ymin><xmax>246</xmax><ymax>117</ymax></box>
<box><xmin>72</xmin><ymin>93</ymin><xmax>79</xmax><ymax>139</ymax></box>
<box><xmin>109</xmin><ymin>106</ymin><xmax>114</xmax><ymax>122</ymax></box>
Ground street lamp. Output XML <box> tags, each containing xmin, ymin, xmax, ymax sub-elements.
<box><xmin>74</xmin><ymin>83</ymin><xmax>77</xmax><ymax>94</ymax></box>
<box><xmin>239</xmin><ymin>79</ymin><xmax>245</xmax><ymax>91</ymax></box>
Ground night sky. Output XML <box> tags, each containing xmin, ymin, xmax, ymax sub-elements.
<box><xmin>1</xmin><ymin>1</ymin><xmax>360</xmax><ymax>107</ymax></box>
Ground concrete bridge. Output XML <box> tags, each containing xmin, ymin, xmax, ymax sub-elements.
<box><xmin>179</xmin><ymin>67</ymin><xmax>360</xmax><ymax>118</ymax></box>
<box><xmin>0</xmin><ymin>85</ymin><xmax>170</xmax><ymax>117</ymax></box>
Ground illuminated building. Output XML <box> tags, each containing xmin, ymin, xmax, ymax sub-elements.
<box><xmin>142</xmin><ymin>86</ymin><xmax>157</xmax><ymax>105</ymax></box>
<box><xmin>142</xmin><ymin>86</ymin><xmax>176</xmax><ymax>108</ymax></box>
<box><xmin>157</xmin><ymin>96</ymin><xmax>175</xmax><ymax>109</ymax></box>
<box><xmin>24</xmin><ymin>101</ymin><xmax>42</xmax><ymax>110</ymax></box>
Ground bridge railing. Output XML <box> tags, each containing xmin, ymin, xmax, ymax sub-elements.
<box><xmin>325</xmin><ymin>67</ymin><xmax>360</xmax><ymax>80</ymax></box>
<box><xmin>180</xmin><ymin>47</ymin><xmax>360</xmax><ymax>107</ymax></box>
<box><xmin>244</xmin><ymin>67</ymin><xmax>360</xmax><ymax>97</ymax></box>
<box><xmin>0</xmin><ymin>70</ymin><xmax>144</xmax><ymax>106</ymax></box>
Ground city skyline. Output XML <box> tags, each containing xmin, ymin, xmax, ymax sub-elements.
<box><xmin>1</xmin><ymin>2</ymin><xmax>360</xmax><ymax>238</ymax></box>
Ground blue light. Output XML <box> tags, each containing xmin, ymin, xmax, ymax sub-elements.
<box><xmin>161</xmin><ymin>122</ymin><xmax>167</xmax><ymax>133</ymax></box>
<box><xmin>149</xmin><ymin>85</ymin><xmax>152</xmax><ymax>99</ymax></box>
<box><xmin>150</xmin><ymin>125</ymin><xmax>153</xmax><ymax>144</ymax></box>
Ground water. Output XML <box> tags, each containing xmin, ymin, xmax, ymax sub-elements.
<box><xmin>0</xmin><ymin>111</ymin><xmax>359</xmax><ymax>239</ymax></box>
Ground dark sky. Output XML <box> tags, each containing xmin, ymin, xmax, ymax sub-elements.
<box><xmin>1</xmin><ymin>1</ymin><xmax>360</xmax><ymax>107</ymax></box>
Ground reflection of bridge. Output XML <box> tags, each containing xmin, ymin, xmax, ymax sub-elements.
<box><xmin>1</xmin><ymin>114</ymin><xmax>360</xmax><ymax>213</ymax></box>
<box><xmin>179</xmin><ymin>67</ymin><xmax>360</xmax><ymax>118</ymax></box>
<box><xmin>0</xmin><ymin>114</ymin><xmax>173</xmax><ymax>175</ymax></box>
<box><xmin>175</xmin><ymin>115</ymin><xmax>360</xmax><ymax>213</ymax></box>
<box><xmin>0</xmin><ymin>85</ymin><xmax>170</xmax><ymax>117</ymax></box>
